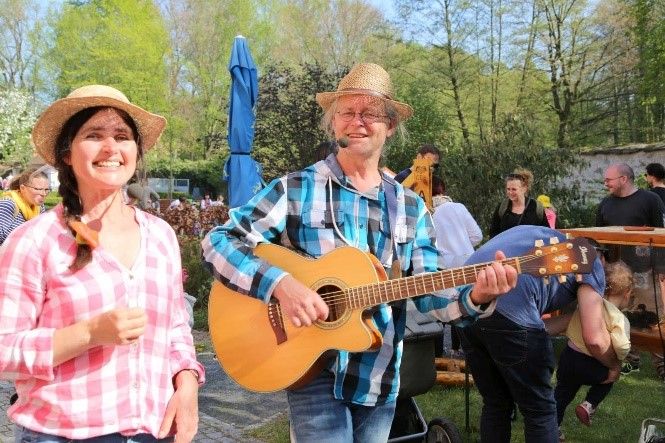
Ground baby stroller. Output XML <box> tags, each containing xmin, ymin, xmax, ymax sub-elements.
<box><xmin>388</xmin><ymin>301</ymin><xmax>463</xmax><ymax>443</ymax></box>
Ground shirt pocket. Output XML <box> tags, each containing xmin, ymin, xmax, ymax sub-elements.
<box><xmin>376</xmin><ymin>216</ymin><xmax>415</xmax><ymax>270</ymax></box>
<box><xmin>301</xmin><ymin>202</ymin><xmax>344</xmax><ymax>230</ymax></box>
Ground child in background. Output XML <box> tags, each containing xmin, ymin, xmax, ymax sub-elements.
<box><xmin>548</xmin><ymin>260</ymin><xmax>633</xmax><ymax>439</ymax></box>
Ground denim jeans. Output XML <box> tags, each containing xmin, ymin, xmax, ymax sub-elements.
<box><xmin>554</xmin><ymin>344</ymin><xmax>613</xmax><ymax>424</ymax></box>
<box><xmin>286</xmin><ymin>371</ymin><xmax>397</xmax><ymax>442</ymax></box>
<box><xmin>15</xmin><ymin>427</ymin><xmax>173</xmax><ymax>443</ymax></box>
<box><xmin>458</xmin><ymin>312</ymin><xmax>558</xmax><ymax>443</ymax></box>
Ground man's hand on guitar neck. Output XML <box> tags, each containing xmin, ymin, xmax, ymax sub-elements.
<box><xmin>469</xmin><ymin>250</ymin><xmax>518</xmax><ymax>305</ymax></box>
<box><xmin>274</xmin><ymin>275</ymin><xmax>330</xmax><ymax>327</ymax></box>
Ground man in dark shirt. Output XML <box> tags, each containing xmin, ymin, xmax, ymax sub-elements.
<box><xmin>596</xmin><ymin>162</ymin><xmax>665</xmax><ymax>379</ymax></box>
<box><xmin>646</xmin><ymin>162</ymin><xmax>665</xmax><ymax>205</ymax></box>
<box><xmin>596</xmin><ymin>163</ymin><xmax>664</xmax><ymax>227</ymax></box>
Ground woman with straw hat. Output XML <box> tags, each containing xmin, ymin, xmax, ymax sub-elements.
<box><xmin>202</xmin><ymin>63</ymin><xmax>516</xmax><ymax>441</ymax></box>
<box><xmin>0</xmin><ymin>85</ymin><xmax>203</xmax><ymax>442</ymax></box>
<box><xmin>0</xmin><ymin>166</ymin><xmax>49</xmax><ymax>245</ymax></box>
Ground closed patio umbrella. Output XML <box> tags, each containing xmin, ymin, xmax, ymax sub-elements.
<box><xmin>223</xmin><ymin>35</ymin><xmax>263</xmax><ymax>208</ymax></box>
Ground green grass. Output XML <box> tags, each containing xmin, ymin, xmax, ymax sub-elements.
<box><xmin>245</xmin><ymin>352</ymin><xmax>664</xmax><ymax>442</ymax></box>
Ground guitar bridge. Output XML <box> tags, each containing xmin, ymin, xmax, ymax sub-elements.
<box><xmin>268</xmin><ymin>301</ymin><xmax>287</xmax><ymax>345</ymax></box>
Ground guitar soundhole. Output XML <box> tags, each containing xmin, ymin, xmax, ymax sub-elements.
<box><xmin>318</xmin><ymin>284</ymin><xmax>347</xmax><ymax>323</ymax></box>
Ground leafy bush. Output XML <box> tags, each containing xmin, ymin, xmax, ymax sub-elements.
<box><xmin>43</xmin><ymin>192</ymin><xmax>62</xmax><ymax>209</ymax></box>
<box><xmin>178</xmin><ymin>235</ymin><xmax>213</xmax><ymax>305</ymax></box>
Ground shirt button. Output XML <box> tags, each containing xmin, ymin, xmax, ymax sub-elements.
<box><xmin>133</xmin><ymin>382</ymin><xmax>139</xmax><ymax>389</ymax></box>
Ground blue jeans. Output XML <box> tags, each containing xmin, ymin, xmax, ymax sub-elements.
<box><xmin>286</xmin><ymin>371</ymin><xmax>396</xmax><ymax>442</ymax></box>
<box><xmin>458</xmin><ymin>312</ymin><xmax>558</xmax><ymax>443</ymax></box>
<box><xmin>15</xmin><ymin>427</ymin><xmax>173</xmax><ymax>443</ymax></box>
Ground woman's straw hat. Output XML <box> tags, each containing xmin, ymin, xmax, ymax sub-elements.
<box><xmin>316</xmin><ymin>63</ymin><xmax>413</xmax><ymax>120</ymax></box>
<box><xmin>32</xmin><ymin>85</ymin><xmax>166</xmax><ymax>165</ymax></box>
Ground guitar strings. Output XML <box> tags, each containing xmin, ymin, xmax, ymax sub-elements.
<box><xmin>311</xmin><ymin>252</ymin><xmax>579</xmax><ymax>311</ymax></box>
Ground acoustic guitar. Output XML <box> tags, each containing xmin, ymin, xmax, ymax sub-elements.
<box><xmin>208</xmin><ymin>237</ymin><xmax>596</xmax><ymax>392</ymax></box>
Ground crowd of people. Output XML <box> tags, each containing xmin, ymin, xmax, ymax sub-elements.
<box><xmin>0</xmin><ymin>63</ymin><xmax>664</xmax><ymax>443</ymax></box>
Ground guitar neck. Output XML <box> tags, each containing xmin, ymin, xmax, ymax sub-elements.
<box><xmin>348</xmin><ymin>257</ymin><xmax>521</xmax><ymax>309</ymax></box>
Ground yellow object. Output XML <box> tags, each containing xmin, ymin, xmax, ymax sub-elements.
<box><xmin>537</xmin><ymin>194</ymin><xmax>552</xmax><ymax>208</ymax></box>
<box><xmin>2</xmin><ymin>190</ymin><xmax>40</xmax><ymax>220</ymax></box>
<box><xmin>402</xmin><ymin>157</ymin><xmax>433</xmax><ymax>209</ymax></box>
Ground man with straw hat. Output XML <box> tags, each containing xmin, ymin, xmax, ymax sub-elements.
<box><xmin>0</xmin><ymin>85</ymin><xmax>203</xmax><ymax>442</ymax></box>
<box><xmin>203</xmin><ymin>63</ymin><xmax>516</xmax><ymax>441</ymax></box>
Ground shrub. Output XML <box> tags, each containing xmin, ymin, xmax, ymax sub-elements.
<box><xmin>43</xmin><ymin>192</ymin><xmax>62</xmax><ymax>209</ymax></box>
<box><xmin>178</xmin><ymin>235</ymin><xmax>213</xmax><ymax>304</ymax></box>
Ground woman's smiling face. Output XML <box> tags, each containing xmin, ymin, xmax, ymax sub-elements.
<box><xmin>67</xmin><ymin>108</ymin><xmax>138</xmax><ymax>193</ymax></box>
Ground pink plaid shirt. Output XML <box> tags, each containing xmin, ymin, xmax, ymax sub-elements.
<box><xmin>0</xmin><ymin>204</ymin><xmax>205</xmax><ymax>439</ymax></box>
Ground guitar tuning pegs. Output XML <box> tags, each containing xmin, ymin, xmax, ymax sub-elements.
<box><xmin>576</xmin><ymin>274</ymin><xmax>583</xmax><ymax>282</ymax></box>
<box><xmin>549</xmin><ymin>237</ymin><xmax>560</xmax><ymax>245</ymax></box>
<box><xmin>558</xmin><ymin>275</ymin><xmax>567</xmax><ymax>283</ymax></box>
<box><xmin>543</xmin><ymin>276</ymin><xmax>550</xmax><ymax>285</ymax></box>
<box><xmin>565</xmin><ymin>233</ymin><xmax>573</xmax><ymax>239</ymax></box>
<box><xmin>534</xmin><ymin>239</ymin><xmax>545</xmax><ymax>247</ymax></box>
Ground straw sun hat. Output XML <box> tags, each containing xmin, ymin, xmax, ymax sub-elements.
<box><xmin>32</xmin><ymin>85</ymin><xmax>166</xmax><ymax>166</ymax></box>
<box><xmin>316</xmin><ymin>63</ymin><xmax>414</xmax><ymax>120</ymax></box>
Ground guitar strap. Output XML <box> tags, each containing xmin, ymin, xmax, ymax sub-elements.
<box><xmin>384</xmin><ymin>179</ymin><xmax>403</xmax><ymax>279</ymax></box>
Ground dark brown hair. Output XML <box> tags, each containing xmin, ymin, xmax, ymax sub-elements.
<box><xmin>54</xmin><ymin>106</ymin><xmax>141</xmax><ymax>270</ymax></box>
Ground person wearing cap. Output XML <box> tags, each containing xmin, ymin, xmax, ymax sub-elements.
<box><xmin>0</xmin><ymin>166</ymin><xmax>49</xmax><ymax>245</ymax></box>
<box><xmin>536</xmin><ymin>194</ymin><xmax>557</xmax><ymax>229</ymax></box>
<box><xmin>202</xmin><ymin>63</ymin><xmax>517</xmax><ymax>441</ymax></box>
<box><xmin>0</xmin><ymin>85</ymin><xmax>204</xmax><ymax>442</ymax></box>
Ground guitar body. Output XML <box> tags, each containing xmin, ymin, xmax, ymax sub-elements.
<box><xmin>208</xmin><ymin>244</ymin><xmax>388</xmax><ymax>392</ymax></box>
<box><xmin>208</xmin><ymin>237</ymin><xmax>596</xmax><ymax>393</ymax></box>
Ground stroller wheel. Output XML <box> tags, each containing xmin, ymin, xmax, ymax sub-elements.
<box><xmin>426</xmin><ymin>417</ymin><xmax>462</xmax><ymax>443</ymax></box>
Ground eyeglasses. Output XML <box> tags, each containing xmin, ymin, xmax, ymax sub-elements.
<box><xmin>23</xmin><ymin>184</ymin><xmax>51</xmax><ymax>194</ymax></box>
<box><xmin>603</xmin><ymin>176</ymin><xmax>625</xmax><ymax>183</ymax></box>
<box><xmin>336</xmin><ymin>111</ymin><xmax>388</xmax><ymax>124</ymax></box>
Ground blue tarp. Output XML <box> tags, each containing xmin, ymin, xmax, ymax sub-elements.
<box><xmin>223</xmin><ymin>35</ymin><xmax>263</xmax><ymax>208</ymax></box>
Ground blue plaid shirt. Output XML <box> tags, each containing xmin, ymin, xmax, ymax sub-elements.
<box><xmin>202</xmin><ymin>154</ymin><xmax>494</xmax><ymax>405</ymax></box>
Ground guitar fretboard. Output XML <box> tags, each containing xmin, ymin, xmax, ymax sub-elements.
<box><xmin>343</xmin><ymin>257</ymin><xmax>521</xmax><ymax>309</ymax></box>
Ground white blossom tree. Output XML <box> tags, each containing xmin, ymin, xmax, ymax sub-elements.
<box><xmin>0</xmin><ymin>88</ymin><xmax>38</xmax><ymax>167</ymax></box>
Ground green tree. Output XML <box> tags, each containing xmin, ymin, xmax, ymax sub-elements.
<box><xmin>632</xmin><ymin>0</ymin><xmax>665</xmax><ymax>142</ymax></box>
<box><xmin>0</xmin><ymin>0</ymin><xmax>47</xmax><ymax>92</ymax></box>
<box><xmin>47</xmin><ymin>0</ymin><xmax>169</xmax><ymax>113</ymax></box>
<box><xmin>253</xmin><ymin>63</ymin><xmax>341</xmax><ymax>180</ymax></box>
<box><xmin>442</xmin><ymin>113</ymin><xmax>580</xmax><ymax>233</ymax></box>
<box><xmin>271</xmin><ymin>0</ymin><xmax>388</xmax><ymax>71</ymax></box>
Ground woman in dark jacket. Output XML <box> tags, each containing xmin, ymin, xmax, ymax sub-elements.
<box><xmin>489</xmin><ymin>168</ymin><xmax>549</xmax><ymax>238</ymax></box>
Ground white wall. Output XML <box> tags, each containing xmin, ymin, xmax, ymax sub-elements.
<box><xmin>559</xmin><ymin>143</ymin><xmax>665</xmax><ymax>205</ymax></box>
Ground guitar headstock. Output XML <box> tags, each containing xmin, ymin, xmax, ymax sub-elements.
<box><xmin>520</xmin><ymin>237</ymin><xmax>597</xmax><ymax>283</ymax></box>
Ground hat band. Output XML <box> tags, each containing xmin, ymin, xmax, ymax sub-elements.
<box><xmin>336</xmin><ymin>88</ymin><xmax>393</xmax><ymax>101</ymax></box>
